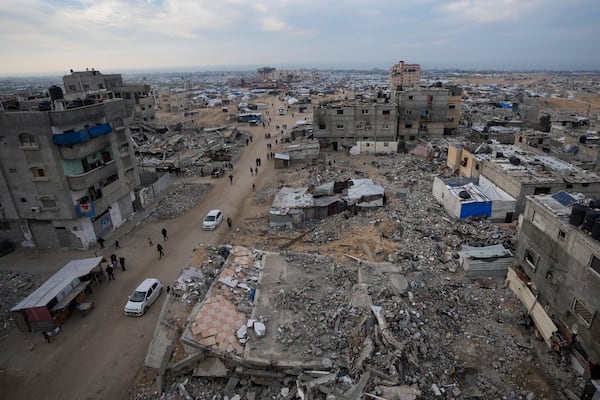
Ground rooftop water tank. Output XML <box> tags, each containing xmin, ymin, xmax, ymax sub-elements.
<box><xmin>583</xmin><ymin>209</ymin><xmax>600</xmax><ymax>232</ymax></box>
<box><xmin>570</xmin><ymin>204</ymin><xmax>588</xmax><ymax>226</ymax></box>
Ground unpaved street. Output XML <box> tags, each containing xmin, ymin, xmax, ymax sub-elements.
<box><xmin>0</xmin><ymin>96</ymin><xmax>295</xmax><ymax>400</ymax></box>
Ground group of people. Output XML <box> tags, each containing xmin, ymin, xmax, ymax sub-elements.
<box><xmin>149</xmin><ymin>228</ymin><xmax>168</xmax><ymax>259</ymax></box>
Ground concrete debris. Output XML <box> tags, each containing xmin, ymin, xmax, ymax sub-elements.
<box><xmin>146</xmin><ymin>183</ymin><xmax>211</xmax><ymax>222</ymax></box>
<box><xmin>253</xmin><ymin>321</ymin><xmax>266</xmax><ymax>337</ymax></box>
<box><xmin>130</xmin><ymin>151</ymin><xmax>585</xmax><ymax>399</ymax></box>
<box><xmin>0</xmin><ymin>271</ymin><xmax>43</xmax><ymax>340</ymax></box>
<box><xmin>193</xmin><ymin>357</ymin><xmax>228</xmax><ymax>377</ymax></box>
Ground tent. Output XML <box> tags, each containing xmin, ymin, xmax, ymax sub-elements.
<box><xmin>11</xmin><ymin>257</ymin><xmax>103</xmax><ymax>332</ymax></box>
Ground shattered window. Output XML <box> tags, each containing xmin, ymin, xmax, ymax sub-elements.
<box><xmin>572</xmin><ymin>298</ymin><xmax>594</xmax><ymax>327</ymax></box>
<box><xmin>524</xmin><ymin>249</ymin><xmax>539</xmax><ymax>270</ymax></box>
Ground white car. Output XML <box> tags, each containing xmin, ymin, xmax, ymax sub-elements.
<box><xmin>203</xmin><ymin>209</ymin><xmax>223</xmax><ymax>230</ymax></box>
<box><xmin>124</xmin><ymin>278</ymin><xmax>164</xmax><ymax>316</ymax></box>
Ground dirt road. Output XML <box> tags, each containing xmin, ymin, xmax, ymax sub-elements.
<box><xmin>0</xmin><ymin>96</ymin><xmax>297</xmax><ymax>399</ymax></box>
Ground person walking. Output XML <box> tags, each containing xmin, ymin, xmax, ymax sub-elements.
<box><xmin>110</xmin><ymin>253</ymin><xmax>117</xmax><ymax>266</ymax></box>
<box><xmin>227</xmin><ymin>217</ymin><xmax>232</xmax><ymax>229</ymax></box>
<box><xmin>148</xmin><ymin>237</ymin><xmax>153</xmax><ymax>247</ymax></box>
<box><xmin>115</xmin><ymin>239</ymin><xmax>120</xmax><ymax>249</ymax></box>
<box><xmin>157</xmin><ymin>243</ymin><xmax>165</xmax><ymax>259</ymax></box>
<box><xmin>229</xmin><ymin>174</ymin><xmax>233</xmax><ymax>184</ymax></box>
<box><xmin>250</xmin><ymin>167</ymin><xmax>253</xmax><ymax>176</ymax></box>
<box><xmin>106</xmin><ymin>263</ymin><xmax>115</xmax><ymax>280</ymax></box>
<box><xmin>252</xmin><ymin>183</ymin><xmax>255</xmax><ymax>191</ymax></box>
<box><xmin>119</xmin><ymin>256</ymin><xmax>126</xmax><ymax>271</ymax></box>
<box><xmin>97</xmin><ymin>237</ymin><xmax>105</xmax><ymax>249</ymax></box>
<box><xmin>254</xmin><ymin>167</ymin><xmax>258</xmax><ymax>175</ymax></box>
<box><xmin>162</xmin><ymin>227</ymin><xmax>168</xmax><ymax>241</ymax></box>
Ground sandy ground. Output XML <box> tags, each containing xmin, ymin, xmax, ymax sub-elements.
<box><xmin>0</xmin><ymin>95</ymin><xmax>297</xmax><ymax>400</ymax></box>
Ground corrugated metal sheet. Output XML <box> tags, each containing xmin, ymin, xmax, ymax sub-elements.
<box><xmin>507</xmin><ymin>268</ymin><xmax>557</xmax><ymax>346</ymax></box>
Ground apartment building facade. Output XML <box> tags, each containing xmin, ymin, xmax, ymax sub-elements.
<box><xmin>389</xmin><ymin>61</ymin><xmax>421</xmax><ymax>89</ymax></box>
<box><xmin>394</xmin><ymin>86</ymin><xmax>463</xmax><ymax>144</ymax></box>
<box><xmin>157</xmin><ymin>88</ymin><xmax>191</xmax><ymax>113</ymax></box>
<box><xmin>0</xmin><ymin>99</ymin><xmax>140</xmax><ymax>249</ymax></box>
<box><xmin>63</xmin><ymin>69</ymin><xmax>155</xmax><ymax>123</ymax></box>
<box><xmin>515</xmin><ymin>193</ymin><xmax>600</xmax><ymax>375</ymax></box>
<box><xmin>312</xmin><ymin>100</ymin><xmax>398</xmax><ymax>151</ymax></box>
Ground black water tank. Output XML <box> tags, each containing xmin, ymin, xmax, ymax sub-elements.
<box><xmin>592</xmin><ymin>219</ymin><xmax>600</xmax><ymax>240</ymax></box>
<box><xmin>570</xmin><ymin>204</ymin><xmax>589</xmax><ymax>226</ymax></box>
<box><xmin>583</xmin><ymin>209</ymin><xmax>600</xmax><ymax>232</ymax></box>
<box><xmin>589</xmin><ymin>199</ymin><xmax>600</xmax><ymax>209</ymax></box>
<box><xmin>48</xmin><ymin>86</ymin><xmax>63</xmax><ymax>100</ymax></box>
<box><xmin>496</xmin><ymin>152</ymin><xmax>504</xmax><ymax>158</ymax></box>
<box><xmin>579</xmin><ymin>135</ymin><xmax>587</xmax><ymax>144</ymax></box>
<box><xmin>458</xmin><ymin>191</ymin><xmax>471</xmax><ymax>200</ymax></box>
<box><xmin>509</xmin><ymin>156</ymin><xmax>521</xmax><ymax>165</ymax></box>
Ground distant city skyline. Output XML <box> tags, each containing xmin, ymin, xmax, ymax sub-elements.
<box><xmin>1</xmin><ymin>0</ymin><xmax>599</xmax><ymax>77</ymax></box>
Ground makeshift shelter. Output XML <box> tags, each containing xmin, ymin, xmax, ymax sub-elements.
<box><xmin>432</xmin><ymin>177</ymin><xmax>492</xmax><ymax>219</ymax></box>
<box><xmin>346</xmin><ymin>179</ymin><xmax>385</xmax><ymax>209</ymax></box>
<box><xmin>274</xmin><ymin>153</ymin><xmax>290</xmax><ymax>169</ymax></box>
<box><xmin>458</xmin><ymin>244</ymin><xmax>513</xmax><ymax>278</ymax></box>
<box><xmin>269</xmin><ymin>187</ymin><xmax>313</xmax><ymax>228</ymax></box>
<box><xmin>11</xmin><ymin>257</ymin><xmax>104</xmax><ymax>332</ymax></box>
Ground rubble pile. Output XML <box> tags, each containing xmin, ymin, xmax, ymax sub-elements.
<box><xmin>146</xmin><ymin>183</ymin><xmax>212</xmax><ymax>222</ymax></box>
<box><xmin>133</xmin><ymin>125</ymin><xmax>251</xmax><ymax>177</ymax></box>
<box><xmin>0</xmin><ymin>271</ymin><xmax>42</xmax><ymax>340</ymax></box>
<box><xmin>130</xmin><ymin>152</ymin><xmax>584</xmax><ymax>399</ymax></box>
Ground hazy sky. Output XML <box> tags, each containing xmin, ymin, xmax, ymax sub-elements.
<box><xmin>1</xmin><ymin>0</ymin><xmax>599</xmax><ymax>76</ymax></box>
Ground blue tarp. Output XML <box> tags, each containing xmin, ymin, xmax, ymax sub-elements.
<box><xmin>499</xmin><ymin>102</ymin><xmax>512</xmax><ymax>108</ymax></box>
<box><xmin>52</xmin><ymin>130</ymin><xmax>89</xmax><ymax>146</ymax></box>
<box><xmin>460</xmin><ymin>201</ymin><xmax>492</xmax><ymax>219</ymax></box>
<box><xmin>88</xmin><ymin>123</ymin><xmax>112</xmax><ymax>137</ymax></box>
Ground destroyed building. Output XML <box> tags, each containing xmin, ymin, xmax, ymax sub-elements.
<box><xmin>158</xmin><ymin>88</ymin><xmax>192</xmax><ymax>113</ymax></box>
<box><xmin>0</xmin><ymin>92</ymin><xmax>140</xmax><ymax>249</ymax></box>
<box><xmin>514</xmin><ymin>192</ymin><xmax>600</xmax><ymax>379</ymax></box>
<box><xmin>63</xmin><ymin>68</ymin><xmax>156</xmax><ymax>124</ymax></box>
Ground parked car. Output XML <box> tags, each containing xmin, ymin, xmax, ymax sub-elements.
<box><xmin>124</xmin><ymin>278</ymin><xmax>163</xmax><ymax>316</ymax></box>
<box><xmin>203</xmin><ymin>209</ymin><xmax>223</xmax><ymax>230</ymax></box>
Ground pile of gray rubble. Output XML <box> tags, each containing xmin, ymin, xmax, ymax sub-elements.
<box><xmin>129</xmin><ymin>153</ymin><xmax>584</xmax><ymax>399</ymax></box>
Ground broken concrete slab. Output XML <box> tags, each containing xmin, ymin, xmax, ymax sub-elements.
<box><xmin>193</xmin><ymin>357</ymin><xmax>228</xmax><ymax>377</ymax></box>
<box><xmin>374</xmin><ymin>385</ymin><xmax>421</xmax><ymax>400</ymax></box>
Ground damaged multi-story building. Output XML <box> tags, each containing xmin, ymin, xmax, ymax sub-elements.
<box><xmin>312</xmin><ymin>99</ymin><xmax>398</xmax><ymax>151</ymax></box>
<box><xmin>0</xmin><ymin>87</ymin><xmax>141</xmax><ymax>249</ymax></box>
<box><xmin>514</xmin><ymin>192</ymin><xmax>600</xmax><ymax>379</ymax></box>
<box><xmin>63</xmin><ymin>68</ymin><xmax>156</xmax><ymax>124</ymax></box>
<box><xmin>313</xmin><ymin>60</ymin><xmax>462</xmax><ymax>151</ymax></box>
<box><xmin>388</xmin><ymin>60</ymin><xmax>421</xmax><ymax>88</ymax></box>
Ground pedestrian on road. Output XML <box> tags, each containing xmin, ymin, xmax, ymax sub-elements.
<box><xmin>157</xmin><ymin>243</ymin><xmax>165</xmax><ymax>259</ymax></box>
<box><xmin>249</xmin><ymin>135</ymin><xmax>253</xmax><ymax>143</ymax></box>
<box><xmin>110</xmin><ymin>253</ymin><xmax>117</xmax><ymax>265</ymax></box>
<box><xmin>97</xmin><ymin>237</ymin><xmax>105</xmax><ymax>249</ymax></box>
<box><xmin>254</xmin><ymin>167</ymin><xmax>258</xmax><ymax>175</ymax></box>
<box><xmin>258</xmin><ymin>157</ymin><xmax>261</xmax><ymax>166</ymax></box>
<box><xmin>250</xmin><ymin>167</ymin><xmax>253</xmax><ymax>176</ymax></box>
<box><xmin>229</xmin><ymin>174</ymin><xmax>233</xmax><ymax>184</ymax></box>
<box><xmin>227</xmin><ymin>217</ymin><xmax>232</xmax><ymax>229</ymax></box>
<box><xmin>162</xmin><ymin>227</ymin><xmax>168</xmax><ymax>241</ymax></box>
<box><xmin>246</xmin><ymin>138</ymin><xmax>249</xmax><ymax>146</ymax></box>
<box><xmin>115</xmin><ymin>239</ymin><xmax>120</xmax><ymax>249</ymax></box>
<box><xmin>119</xmin><ymin>256</ymin><xmax>126</xmax><ymax>271</ymax></box>
<box><xmin>106</xmin><ymin>264</ymin><xmax>115</xmax><ymax>280</ymax></box>
<box><xmin>148</xmin><ymin>237</ymin><xmax>153</xmax><ymax>247</ymax></box>
<box><xmin>252</xmin><ymin>183</ymin><xmax>255</xmax><ymax>191</ymax></box>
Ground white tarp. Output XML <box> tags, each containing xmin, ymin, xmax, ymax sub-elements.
<box><xmin>11</xmin><ymin>257</ymin><xmax>103</xmax><ymax>311</ymax></box>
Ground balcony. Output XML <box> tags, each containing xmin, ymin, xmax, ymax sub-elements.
<box><xmin>58</xmin><ymin>134</ymin><xmax>111</xmax><ymax>160</ymax></box>
<box><xmin>67</xmin><ymin>161</ymin><xmax>117</xmax><ymax>191</ymax></box>
<box><xmin>49</xmin><ymin>104</ymin><xmax>105</xmax><ymax>126</ymax></box>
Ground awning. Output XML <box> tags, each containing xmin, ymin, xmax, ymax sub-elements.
<box><xmin>11</xmin><ymin>257</ymin><xmax>103</xmax><ymax>311</ymax></box>
<box><xmin>51</xmin><ymin>281</ymin><xmax>90</xmax><ymax>312</ymax></box>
